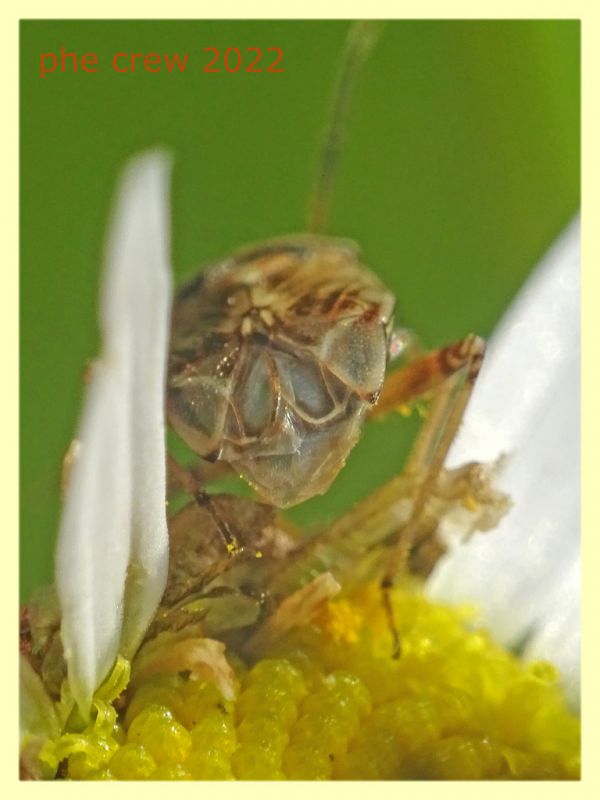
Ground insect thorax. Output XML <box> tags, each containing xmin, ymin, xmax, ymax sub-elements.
<box><xmin>167</xmin><ymin>235</ymin><xmax>395</xmax><ymax>507</ymax></box>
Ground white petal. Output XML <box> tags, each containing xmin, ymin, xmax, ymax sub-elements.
<box><xmin>113</xmin><ymin>154</ymin><xmax>173</xmax><ymax>658</ymax></box>
<box><xmin>427</xmin><ymin>218</ymin><xmax>580</xmax><ymax>703</ymax></box>
<box><xmin>522</xmin><ymin>554</ymin><xmax>580</xmax><ymax>710</ymax></box>
<box><xmin>55</xmin><ymin>362</ymin><xmax>131</xmax><ymax>712</ymax></box>
<box><xmin>55</xmin><ymin>152</ymin><xmax>172</xmax><ymax>712</ymax></box>
<box><xmin>444</xmin><ymin>217</ymin><xmax>579</xmax><ymax>465</ymax></box>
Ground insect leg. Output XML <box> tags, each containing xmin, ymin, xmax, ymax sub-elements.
<box><xmin>167</xmin><ymin>454</ymin><xmax>241</xmax><ymax>554</ymax></box>
<box><xmin>374</xmin><ymin>334</ymin><xmax>486</xmax><ymax>656</ymax></box>
<box><xmin>371</xmin><ymin>333</ymin><xmax>485</xmax><ymax>422</ymax></box>
<box><xmin>167</xmin><ymin>454</ymin><xmax>231</xmax><ymax>496</ymax></box>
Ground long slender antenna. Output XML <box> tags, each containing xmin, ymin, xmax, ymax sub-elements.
<box><xmin>307</xmin><ymin>20</ymin><xmax>382</xmax><ymax>234</ymax></box>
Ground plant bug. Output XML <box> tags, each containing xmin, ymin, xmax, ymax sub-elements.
<box><xmin>167</xmin><ymin>22</ymin><xmax>484</xmax><ymax>511</ymax></box>
<box><xmin>165</xmin><ymin>22</ymin><xmax>488</xmax><ymax>651</ymax></box>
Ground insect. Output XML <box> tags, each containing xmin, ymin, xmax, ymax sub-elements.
<box><xmin>167</xmin><ymin>235</ymin><xmax>395</xmax><ymax>508</ymax></box>
<box><xmin>166</xmin><ymin>22</ymin><xmax>485</xmax><ymax>624</ymax></box>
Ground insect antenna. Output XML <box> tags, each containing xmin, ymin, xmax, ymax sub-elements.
<box><xmin>307</xmin><ymin>20</ymin><xmax>382</xmax><ymax>234</ymax></box>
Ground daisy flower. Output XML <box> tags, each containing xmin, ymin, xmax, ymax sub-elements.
<box><xmin>19</xmin><ymin>154</ymin><xmax>580</xmax><ymax>781</ymax></box>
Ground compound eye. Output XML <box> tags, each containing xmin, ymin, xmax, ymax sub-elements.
<box><xmin>321</xmin><ymin>319</ymin><xmax>387</xmax><ymax>400</ymax></box>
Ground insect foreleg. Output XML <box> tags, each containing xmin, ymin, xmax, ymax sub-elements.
<box><xmin>371</xmin><ymin>333</ymin><xmax>485</xmax><ymax>422</ymax></box>
<box><xmin>166</xmin><ymin>454</ymin><xmax>232</xmax><ymax>497</ymax></box>
<box><xmin>401</xmin><ymin>334</ymin><xmax>485</xmax><ymax>479</ymax></box>
<box><xmin>167</xmin><ymin>454</ymin><xmax>242</xmax><ymax>554</ymax></box>
<box><xmin>167</xmin><ymin>453</ymin><xmax>202</xmax><ymax>498</ymax></box>
<box><xmin>374</xmin><ymin>334</ymin><xmax>486</xmax><ymax>657</ymax></box>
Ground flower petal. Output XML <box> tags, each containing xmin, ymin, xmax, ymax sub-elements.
<box><xmin>521</xmin><ymin>553</ymin><xmax>580</xmax><ymax>708</ymax></box>
<box><xmin>55</xmin><ymin>152</ymin><xmax>172</xmax><ymax>712</ymax></box>
<box><xmin>110</xmin><ymin>154</ymin><xmax>173</xmax><ymax>659</ymax></box>
<box><xmin>427</xmin><ymin>218</ymin><xmax>580</xmax><ymax>705</ymax></box>
<box><xmin>55</xmin><ymin>363</ymin><xmax>131</xmax><ymax>712</ymax></box>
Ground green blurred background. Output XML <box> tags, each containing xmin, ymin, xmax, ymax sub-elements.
<box><xmin>20</xmin><ymin>20</ymin><xmax>580</xmax><ymax>601</ymax></box>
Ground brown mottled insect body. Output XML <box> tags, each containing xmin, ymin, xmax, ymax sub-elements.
<box><xmin>168</xmin><ymin>235</ymin><xmax>395</xmax><ymax>507</ymax></box>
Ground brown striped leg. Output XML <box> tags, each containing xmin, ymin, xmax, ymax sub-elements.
<box><xmin>402</xmin><ymin>334</ymin><xmax>485</xmax><ymax>478</ymax></box>
<box><xmin>374</xmin><ymin>334</ymin><xmax>486</xmax><ymax>657</ymax></box>
<box><xmin>371</xmin><ymin>333</ymin><xmax>485</xmax><ymax>421</ymax></box>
